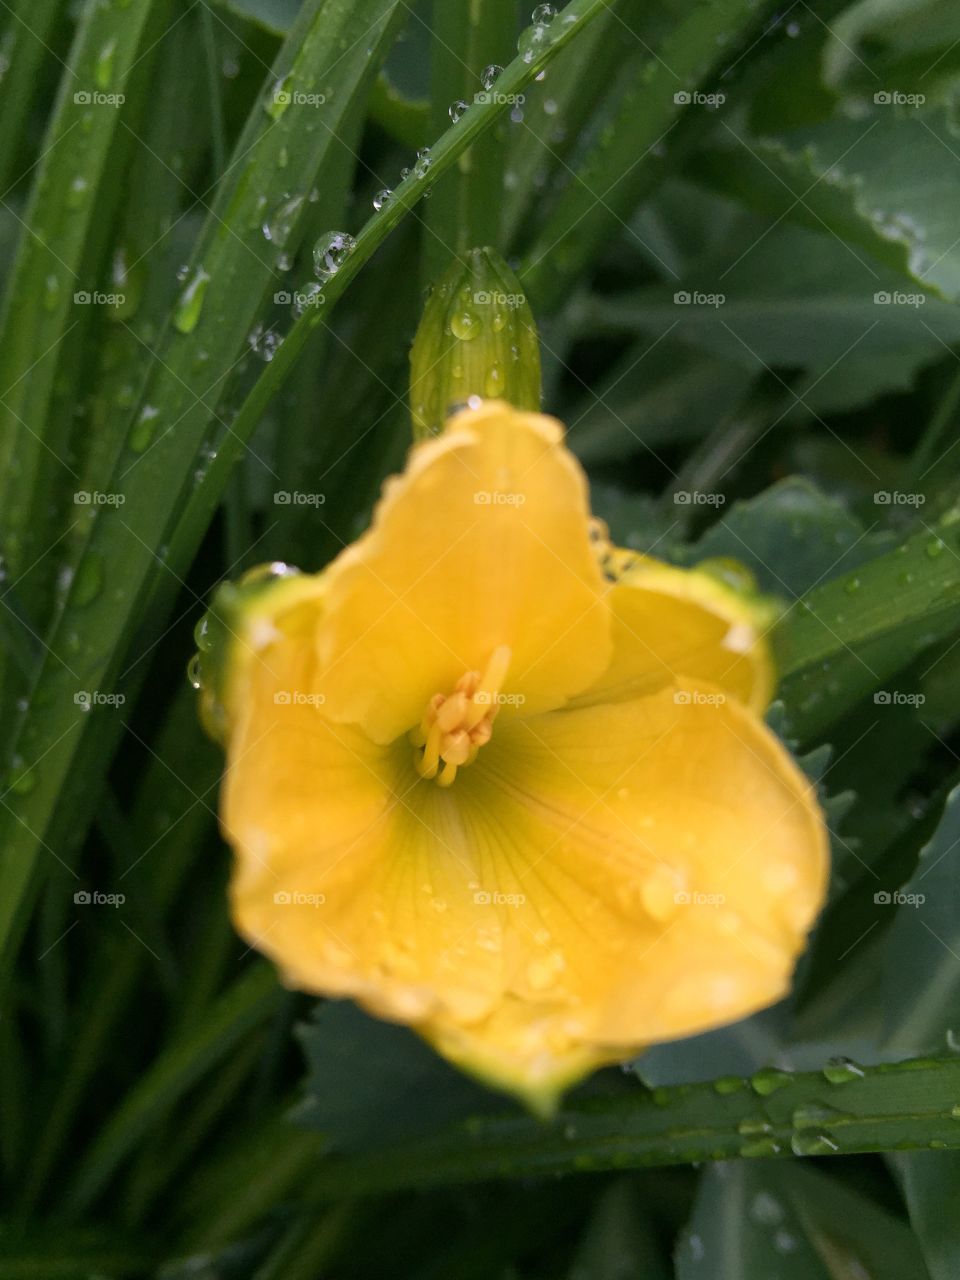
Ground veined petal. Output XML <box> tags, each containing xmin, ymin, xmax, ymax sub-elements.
<box><xmin>314</xmin><ymin>401</ymin><xmax>611</xmax><ymax>744</ymax></box>
<box><xmin>222</xmin><ymin>591</ymin><xmax>513</xmax><ymax>1026</ymax></box>
<box><xmin>410</xmin><ymin>683</ymin><xmax>827</xmax><ymax>1108</ymax></box>
<box><xmin>576</xmin><ymin>557</ymin><xmax>777</xmax><ymax>712</ymax></box>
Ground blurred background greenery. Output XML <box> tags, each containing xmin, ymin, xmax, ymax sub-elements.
<box><xmin>3</xmin><ymin>0</ymin><xmax>960</xmax><ymax>1274</ymax></box>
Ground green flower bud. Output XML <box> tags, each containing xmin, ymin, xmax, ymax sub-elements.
<box><xmin>409</xmin><ymin>247</ymin><xmax>542</xmax><ymax>440</ymax></box>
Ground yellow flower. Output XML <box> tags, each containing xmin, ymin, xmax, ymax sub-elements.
<box><xmin>207</xmin><ymin>400</ymin><xmax>828</xmax><ymax>1113</ymax></box>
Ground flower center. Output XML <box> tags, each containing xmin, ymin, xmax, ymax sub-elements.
<box><xmin>410</xmin><ymin>645</ymin><xmax>512</xmax><ymax>788</ymax></box>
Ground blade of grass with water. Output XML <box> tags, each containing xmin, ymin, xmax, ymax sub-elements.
<box><xmin>0</xmin><ymin>0</ymin><xmax>615</xmax><ymax>974</ymax></box>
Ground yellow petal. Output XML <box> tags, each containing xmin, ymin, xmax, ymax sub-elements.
<box><xmin>223</xmin><ymin>589</ymin><xmax>514</xmax><ymax>1026</ymax></box>
<box><xmin>410</xmin><ymin>682</ymin><xmax>827</xmax><ymax>1108</ymax></box>
<box><xmin>575</xmin><ymin>557</ymin><xmax>777</xmax><ymax>713</ymax></box>
<box><xmin>314</xmin><ymin>400</ymin><xmax>611</xmax><ymax>743</ymax></box>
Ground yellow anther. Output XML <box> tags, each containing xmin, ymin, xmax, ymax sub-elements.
<box><xmin>412</xmin><ymin>647</ymin><xmax>513</xmax><ymax>785</ymax></box>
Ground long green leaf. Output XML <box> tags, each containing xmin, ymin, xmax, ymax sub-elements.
<box><xmin>0</xmin><ymin>0</ymin><xmax>614</xmax><ymax>972</ymax></box>
<box><xmin>298</xmin><ymin>1056</ymin><xmax>960</xmax><ymax>1197</ymax></box>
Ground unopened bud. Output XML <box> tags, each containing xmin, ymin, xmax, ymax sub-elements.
<box><xmin>409</xmin><ymin>247</ymin><xmax>541</xmax><ymax>439</ymax></box>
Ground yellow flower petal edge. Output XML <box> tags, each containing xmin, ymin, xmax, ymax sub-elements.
<box><xmin>202</xmin><ymin>399</ymin><xmax>829</xmax><ymax>1113</ymax></box>
<box><xmin>573</xmin><ymin>552</ymin><xmax>779</xmax><ymax>713</ymax></box>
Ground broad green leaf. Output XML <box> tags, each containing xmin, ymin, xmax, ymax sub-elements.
<box><xmin>882</xmin><ymin>785</ymin><xmax>960</xmax><ymax>1052</ymax></box>
<box><xmin>293</xmin><ymin>1002</ymin><xmax>504</xmax><ymax>1154</ymax></box>
<box><xmin>894</xmin><ymin>1149</ymin><xmax>960</xmax><ymax>1280</ymax></box>
<box><xmin>695</xmin><ymin>112</ymin><xmax>960</xmax><ymax>301</ymax></box>
<box><xmin>823</xmin><ymin>0</ymin><xmax>960</xmax><ymax>100</ymax></box>
<box><xmin>678</xmin><ymin>1161</ymin><xmax>930</xmax><ymax>1279</ymax></box>
<box><xmin>580</xmin><ymin>229</ymin><xmax>960</xmax><ymax>393</ymax></box>
<box><xmin>681</xmin><ymin>477</ymin><xmax>876</xmax><ymax>598</ymax></box>
<box><xmin>774</xmin><ymin>505</ymin><xmax>960</xmax><ymax>737</ymax></box>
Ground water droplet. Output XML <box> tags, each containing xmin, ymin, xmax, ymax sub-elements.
<box><xmin>95</xmin><ymin>38</ymin><xmax>116</xmax><ymax>89</ymax></box>
<box><xmin>448</xmin><ymin>99</ymin><xmax>468</xmax><ymax>123</ymax></box>
<box><xmin>450</xmin><ymin>310</ymin><xmax>479</xmax><ymax>340</ymax></box>
<box><xmin>129</xmin><ymin>405</ymin><xmax>159</xmax><ymax>453</ymax></box>
<box><xmin>531</xmin><ymin>3</ymin><xmax>557</xmax><ymax>21</ymax></box>
<box><xmin>740</xmin><ymin>1137</ymin><xmax>781</xmax><ymax>1157</ymax></box>
<box><xmin>414</xmin><ymin>147</ymin><xmax>432</xmax><ymax>178</ymax></box>
<box><xmin>790</xmin><ymin>1131</ymin><xmax>839</xmax><ymax>1156</ymax></box>
<box><xmin>738</xmin><ymin>1115</ymin><xmax>773</xmax><ymax>1137</ymax></box>
<box><xmin>750</xmin><ymin>1191</ymin><xmax>784</xmax><ymax>1225</ymax></box>
<box><xmin>262</xmin><ymin>192</ymin><xmax>304</xmax><ymax>248</ymax></box>
<box><xmin>247</xmin><ymin>322</ymin><xmax>282</xmax><ymax>362</ymax></box>
<box><xmin>8</xmin><ymin>757</ymin><xmax>36</xmax><ymax>794</ymax></box>
<box><xmin>186</xmin><ymin>652</ymin><xmax>203</xmax><ymax>691</ymax></box>
<box><xmin>72</xmin><ymin>554</ymin><xmax>103</xmax><ymax>607</ymax></box>
<box><xmin>173</xmin><ymin>266</ymin><xmax>211</xmax><ymax>334</ymax></box>
<box><xmin>481</xmin><ymin>64</ymin><xmax>502</xmax><ymax>90</ymax></box>
<box><xmin>373</xmin><ymin>188</ymin><xmax>393</xmax><ymax>211</ymax></box>
<box><xmin>518</xmin><ymin>22</ymin><xmax>551</xmax><ymax>63</ymax></box>
<box><xmin>43</xmin><ymin>273</ymin><xmax>62</xmax><ymax>313</ymax></box>
<box><xmin>526</xmin><ymin>949</ymin><xmax>564</xmax><ymax>990</ymax></box>
<box><xmin>265</xmin><ymin>75</ymin><xmax>292</xmax><ymax>119</ymax></box>
<box><xmin>750</xmin><ymin>1067</ymin><xmax>791</xmax><ymax>1096</ymax></box>
<box><xmin>312</xmin><ymin>230</ymin><xmax>355</xmax><ymax>280</ymax></box>
<box><xmin>927</xmin><ymin>538</ymin><xmax>946</xmax><ymax>558</ymax></box>
<box><xmin>67</xmin><ymin>176</ymin><xmax>89</xmax><ymax>209</ymax></box>
<box><xmin>844</xmin><ymin>576</ymin><xmax>861</xmax><ymax>595</ymax></box>
<box><xmin>774</xmin><ymin>1229</ymin><xmax>797</xmax><ymax>1253</ymax></box>
<box><xmin>484</xmin><ymin>362</ymin><xmax>503</xmax><ymax>396</ymax></box>
<box><xmin>792</xmin><ymin>1102</ymin><xmax>849</xmax><ymax>1130</ymax></box>
<box><xmin>822</xmin><ymin>1056</ymin><xmax>865</xmax><ymax>1084</ymax></box>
